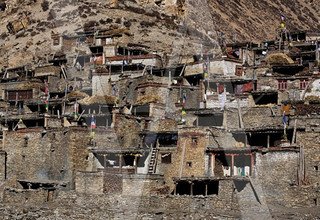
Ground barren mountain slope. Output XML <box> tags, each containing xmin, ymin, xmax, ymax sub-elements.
<box><xmin>0</xmin><ymin>0</ymin><xmax>319</xmax><ymax>68</ymax></box>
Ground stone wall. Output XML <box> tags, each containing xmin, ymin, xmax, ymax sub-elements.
<box><xmin>67</xmin><ymin>127</ymin><xmax>91</xmax><ymax>188</ymax></box>
<box><xmin>0</xmin><ymin>151</ymin><xmax>6</xmax><ymax>181</ymax></box>
<box><xmin>75</xmin><ymin>172</ymin><xmax>164</xmax><ymax>196</ymax></box>
<box><xmin>254</xmin><ymin>151</ymin><xmax>304</xmax><ymax>207</ymax></box>
<box><xmin>163</xmin><ymin>128</ymin><xmax>208</xmax><ymax>190</ymax></box>
<box><xmin>122</xmin><ymin>175</ymin><xmax>164</xmax><ymax>196</ymax></box>
<box><xmin>75</xmin><ymin>171</ymin><xmax>104</xmax><ymax>194</ymax></box>
<box><xmin>296</xmin><ymin>131</ymin><xmax>320</xmax><ymax>205</ymax></box>
<box><xmin>3</xmin><ymin>127</ymin><xmax>90</xmax><ymax>189</ymax></box>
<box><xmin>3</xmin><ymin>188</ymin><xmax>53</xmax><ymax>204</ymax></box>
<box><xmin>3</xmin><ymin>128</ymin><xmax>71</xmax><ymax>182</ymax></box>
<box><xmin>242</xmin><ymin>107</ymin><xmax>282</xmax><ymax>128</ymax></box>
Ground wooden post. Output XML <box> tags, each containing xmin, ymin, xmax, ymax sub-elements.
<box><xmin>134</xmin><ymin>155</ymin><xmax>138</xmax><ymax>174</ymax></box>
<box><xmin>205</xmin><ymin>183</ymin><xmax>208</xmax><ymax>196</ymax></box>
<box><xmin>103</xmin><ymin>154</ymin><xmax>107</xmax><ymax>170</ymax></box>
<box><xmin>174</xmin><ymin>182</ymin><xmax>177</xmax><ymax>195</ymax></box>
<box><xmin>291</xmin><ymin>119</ymin><xmax>297</xmax><ymax>145</ymax></box>
<box><xmin>267</xmin><ymin>135</ymin><xmax>270</xmax><ymax>148</ymax></box>
<box><xmin>190</xmin><ymin>182</ymin><xmax>194</xmax><ymax>196</ymax></box>
<box><xmin>231</xmin><ymin>154</ymin><xmax>234</xmax><ymax>176</ymax></box>
<box><xmin>237</xmin><ymin>99</ymin><xmax>244</xmax><ymax>129</ymax></box>
<box><xmin>211</xmin><ymin>153</ymin><xmax>215</xmax><ymax>177</ymax></box>
<box><xmin>119</xmin><ymin>154</ymin><xmax>122</xmax><ymax>173</ymax></box>
<box><xmin>250</xmin><ymin>154</ymin><xmax>254</xmax><ymax>176</ymax></box>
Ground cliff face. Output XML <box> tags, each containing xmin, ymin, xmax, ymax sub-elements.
<box><xmin>204</xmin><ymin>0</ymin><xmax>320</xmax><ymax>42</ymax></box>
<box><xmin>0</xmin><ymin>0</ymin><xmax>319</xmax><ymax>67</ymax></box>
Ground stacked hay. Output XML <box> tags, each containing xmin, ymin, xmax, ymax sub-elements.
<box><xmin>136</xmin><ymin>95</ymin><xmax>160</xmax><ymax>105</ymax></box>
<box><xmin>78</xmin><ymin>95</ymin><xmax>118</xmax><ymax>105</ymax></box>
<box><xmin>265</xmin><ymin>53</ymin><xmax>294</xmax><ymax>65</ymax></box>
<box><xmin>67</xmin><ymin>91</ymin><xmax>89</xmax><ymax>100</ymax></box>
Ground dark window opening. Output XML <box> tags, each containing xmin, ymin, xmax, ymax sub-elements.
<box><xmin>207</xmin><ymin>181</ymin><xmax>219</xmax><ymax>195</ymax></box>
<box><xmin>123</xmin><ymin>155</ymin><xmax>135</xmax><ymax>166</ymax></box>
<box><xmin>191</xmin><ymin>137</ymin><xmax>198</xmax><ymax>145</ymax></box>
<box><xmin>85</xmin><ymin>114</ymin><xmax>112</xmax><ymax>127</ymax></box>
<box><xmin>186</xmin><ymin>162</ymin><xmax>192</xmax><ymax>167</ymax></box>
<box><xmin>107</xmin><ymin>64</ymin><xmax>145</xmax><ymax>73</ymax></box>
<box><xmin>89</xmin><ymin>46</ymin><xmax>103</xmax><ymax>54</ymax></box>
<box><xmin>133</xmin><ymin>104</ymin><xmax>150</xmax><ymax>117</ymax></box>
<box><xmin>314</xmin><ymin>166</ymin><xmax>319</xmax><ymax>171</ymax></box>
<box><xmin>196</xmin><ymin>114</ymin><xmax>223</xmax><ymax>127</ymax></box>
<box><xmin>158</xmin><ymin>133</ymin><xmax>178</xmax><ymax>146</ymax></box>
<box><xmin>24</xmin><ymin>136</ymin><xmax>28</xmax><ymax>147</ymax></box>
<box><xmin>252</xmin><ymin>93</ymin><xmax>278</xmax><ymax>105</ymax></box>
<box><xmin>161</xmin><ymin>153</ymin><xmax>172</xmax><ymax>164</ymax></box>
<box><xmin>174</xmin><ymin>180</ymin><xmax>219</xmax><ymax>196</ymax></box>
<box><xmin>247</xmin><ymin>130</ymin><xmax>293</xmax><ymax>147</ymax></box>
<box><xmin>193</xmin><ymin>181</ymin><xmax>206</xmax><ymax>196</ymax></box>
<box><xmin>185</xmin><ymin>74</ymin><xmax>203</xmax><ymax>86</ymax></box>
<box><xmin>24</xmin><ymin>119</ymin><xmax>44</xmax><ymax>128</ymax></box>
<box><xmin>117</xmin><ymin>47</ymin><xmax>148</xmax><ymax>56</ymax></box>
<box><xmin>175</xmin><ymin>181</ymin><xmax>190</xmax><ymax>195</ymax></box>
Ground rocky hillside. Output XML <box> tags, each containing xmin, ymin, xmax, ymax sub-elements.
<box><xmin>0</xmin><ymin>0</ymin><xmax>318</xmax><ymax>67</ymax></box>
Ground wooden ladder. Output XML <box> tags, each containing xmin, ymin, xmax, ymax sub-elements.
<box><xmin>148</xmin><ymin>147</ymin><xmax>158</xmax><ymax>174</ymax></box>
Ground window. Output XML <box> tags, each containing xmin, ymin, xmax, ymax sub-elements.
<box><xmin>186</xmin><ymin>162</ymin><xmax>192</xmax><ymax>167</ymax></box>
<box><xmin>314</xmin><ymin>166</ymin><xmax>319</xmax><ymax>171</ymax></box>
<box><xmin>161</xmin><ymin>153</ymin><xmax>172</xmax><ymax>164</ymax></box>
<box><xmin>191</xmin><ymin>137</ymin><xmax>198</xmax><ymax>145</ymax></box>
<box><xmin>300</xmin><ymin>80</ymin><xmax>308</xmax><ymax>90</ymax></box>
<box><xmin>278</xmin><ymin>80</ymin><xmax>287</xmax><ymax>91</ymax></box>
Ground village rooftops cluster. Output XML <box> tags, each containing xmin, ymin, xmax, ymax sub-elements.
<box><xmin>0</xmin><ymin>25</ymin><xmax>319</xmax><ymax>211</ymax></box>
